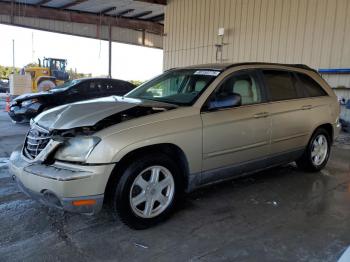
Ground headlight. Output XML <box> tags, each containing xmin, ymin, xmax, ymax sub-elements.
<box><xmin>55</xmin><ymin>136</ymin><xmax>101</xmax><ymax>162</ymax></box>
<box><xmin>22</xmin><ymin>99</ymin><xmax>38</xmax><ymax>107</ymax></box>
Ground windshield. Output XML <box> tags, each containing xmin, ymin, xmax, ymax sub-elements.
<box><xmin>125</xmin><ymin>69</ymin><xmax>221</xmax><ymax>105</ymax></box>
<box><xmin>50</xmin><ymin>79</ymin><xmax>81</xmax><ymax>92</ymax></box>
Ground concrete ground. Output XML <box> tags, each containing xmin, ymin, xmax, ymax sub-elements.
<box><xmin>1</xmin><ymin>98</ymin><xmax>350</xmax><ymax>262</ymax></box>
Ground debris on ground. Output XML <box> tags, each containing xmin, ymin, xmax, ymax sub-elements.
<box><xmin>266</xmin><ymin>201</ymin><xmax>278</xmax><ymax>207</ymax></box>
<box><xmin>135</xmin><ymin>243</ymin><xmax>149</xmax><ymax>249</ymax></box>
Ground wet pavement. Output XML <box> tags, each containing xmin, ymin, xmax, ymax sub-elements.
<box><xmin>1</xmin><ymin>104</ymin><xmax>350</xmax><ymax>262</ymax></box>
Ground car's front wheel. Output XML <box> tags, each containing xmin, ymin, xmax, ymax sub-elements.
<box><xmin>296</xmin><ymin>128</ymin><xmax>331</xmax><ymax>172</ymax></box>
<box><xmin>112</xmin><ymin>153</ymin><xmax>182</xmax><ymax>229</ymax></box>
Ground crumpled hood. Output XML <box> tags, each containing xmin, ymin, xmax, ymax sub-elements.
<box><xmin>14</xmin><ymin>91</ymin><xmax>53</xmax><ymax>102</ymax></box>
<box><xmin>34</xmin><ymin>96</ymin><xmax>176</xmax><ymax>131</ymax></box>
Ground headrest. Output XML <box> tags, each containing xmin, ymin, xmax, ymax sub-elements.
<box><xmin>233</xmin><ymin>80</ymin><xmax>252</xmax><ymax>96</ymax></box>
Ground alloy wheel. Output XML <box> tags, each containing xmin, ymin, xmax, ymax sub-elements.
<box><xmin>311</xmin><ymin>134</ymin><xmax>328</xmax><ymax>166</ymax></box>
<box><xmin>129</xmin><ymin>165</ymin><xmax>175</xmax><ymax>218</ymax></box>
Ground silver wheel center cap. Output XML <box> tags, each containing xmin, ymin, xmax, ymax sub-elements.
<box><xmin>146</xmin><ymin>185</ymin><xmax>156</xmax><ymax>195</ymax></box>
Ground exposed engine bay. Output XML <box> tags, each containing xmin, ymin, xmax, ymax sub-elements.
<box><xmin>51</xmin><ymin>105</ymin><xmax>175</xmax><ymax>137</ymax></box>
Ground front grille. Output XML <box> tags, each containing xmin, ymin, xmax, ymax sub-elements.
<box><xmin>23</xmin><ymin>125</ymin><xmax>52</xmax><ymax>160</ymax></box>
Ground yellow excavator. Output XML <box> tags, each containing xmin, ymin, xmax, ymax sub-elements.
<box><xmin>23</xmin><ymin>57</ymin><xmax>69</xmax><ymax>92</ymax></box>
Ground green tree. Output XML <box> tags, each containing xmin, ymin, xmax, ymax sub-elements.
<box><xmin>0</xmin><ymin>65</ymin><xmax>20</xmax><ymax>79</ymax></box>
<box><xmin>129</xmin><ymin>80</ymin><xmax>144</xmax><ymax>86</ymax></box>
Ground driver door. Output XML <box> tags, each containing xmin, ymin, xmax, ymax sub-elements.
<box><xmin>200</xmin><ymin>70</ymin><xmax>271</xmax><ymax>184</ymax></box>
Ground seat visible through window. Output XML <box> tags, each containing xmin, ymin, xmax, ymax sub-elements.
<box><xmin>215</xmin><ymin>73</ymin><xmax>262</xmax><ymax>106</ymax></box>
<box><xmin>233</xmin><ymin>80</ymin><xmax>255</xmax><ymax>104</ymax></box>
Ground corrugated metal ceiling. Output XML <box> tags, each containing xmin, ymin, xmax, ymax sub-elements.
<box><xmin>3</xmin><ymin>0</ymin><xmax>165</xmax><ymax>23</ymax></box>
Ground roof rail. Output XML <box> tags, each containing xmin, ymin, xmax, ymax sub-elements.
<box><xmin>226</xmin><ymin>62</ymin><xmax>318</xmax><ymax>73</ymax></box>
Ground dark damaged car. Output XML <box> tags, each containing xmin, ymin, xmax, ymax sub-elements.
<box><xmin>8</xmin><ymin>78</ymin><xmax>136</xmax><ymax>123</ymax></box>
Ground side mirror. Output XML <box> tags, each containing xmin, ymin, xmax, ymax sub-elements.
<box><xmin>208</xmin><ymin>93</ymin><xmax>242</xmax><ymax>110</ymax></box>
<box><xmin>68</xmin><ymin>88</ymin><xmax>79</xmax><ymax>95</ymax></box>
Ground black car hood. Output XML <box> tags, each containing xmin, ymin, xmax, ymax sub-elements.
<box><xmin>34</xmin><ymin>96</ymin><xmax>177</xmax><ymax>131</ymax></box>
<box><xmin>14</xmin><ymin>91</ymin><xmax>54</xmax><ymax>102</ymax></box>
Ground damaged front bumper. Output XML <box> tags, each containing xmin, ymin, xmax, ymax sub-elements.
<box><xmin>9</xmin><ymin>149</ymin><xmax>115</xmax><ymax>214</ymax></box>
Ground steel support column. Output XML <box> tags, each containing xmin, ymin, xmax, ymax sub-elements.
<box><xmin>108</xmin><ymin>24</ymin><xmax>112</xmax><ymax>78</ymax></box>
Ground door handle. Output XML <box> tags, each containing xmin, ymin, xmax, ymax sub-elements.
<box><xmin>301</xmin><ymin>105</ymin><xmax>313</xmax><ymax>110</ymax></box>
<box><xmin>254</xmin><ymin>112</ymin><xmax>270</xmax><ymax>118</ymax></box>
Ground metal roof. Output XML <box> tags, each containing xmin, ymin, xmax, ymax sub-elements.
<box><xmin>1</xmin><ymin>0</ymin><xmax>165</xmax><ymax>23</ymax></box>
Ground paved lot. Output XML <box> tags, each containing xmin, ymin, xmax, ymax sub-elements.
<box><xmin>1</xmin><ymin>100</ymin><xmax>350</xmax><ymax>261</ymax></box>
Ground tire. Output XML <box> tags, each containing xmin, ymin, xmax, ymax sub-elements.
<box><xmin>296</xmin><ymin>128</ymin><xmax>331</xmax><ymax>172</ymax></box>
<box><xmin>112</xmin><ymin>153</ymin><xmax>183</xmax><ymax>229</ymax></box>
<box><xmin>37</xmin><ymin>80</ymin><xmax>56</xmax><ymax>92</ymax></box>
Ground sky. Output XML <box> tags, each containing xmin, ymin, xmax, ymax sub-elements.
<box><xmin>0</xmin><ymin>24</ymin><xmax>163</xmax><ymax>81</ymax></box>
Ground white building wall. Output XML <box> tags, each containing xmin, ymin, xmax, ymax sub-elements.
<box><xmin>163</xmin><ymin>0</ymin><xmax>350</xmax><ymax>88</ymax></box>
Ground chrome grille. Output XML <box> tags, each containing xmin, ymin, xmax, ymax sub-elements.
<box><xmin>23</xmin><ymin>125</ymin><xmax>51</xmax><ymax>159</ymax></box>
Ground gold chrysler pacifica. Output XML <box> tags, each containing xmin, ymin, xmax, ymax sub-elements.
<box><xmin>9</xmin><ymin>63</ymin><xmax>341</xmax><ymax>229</ymax></box>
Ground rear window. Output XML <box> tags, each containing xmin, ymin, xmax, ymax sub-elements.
<box><xmin>262</xmin><ymin>70</ymin><xmax>299</xmax><ymax>101</ymax></box>
<box><xmin>296</xmin><ymin>73</ymin><xmax>328</xmax><ymax>97</ymax></box>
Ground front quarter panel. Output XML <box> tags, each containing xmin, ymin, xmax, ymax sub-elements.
<box><xmin>87</xmin><ymin>108</ymin><xmax>203</xmax><ymax>174</ymax></box>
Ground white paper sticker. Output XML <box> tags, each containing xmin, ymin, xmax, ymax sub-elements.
<box><xmin>194</xmin><ymin>70</ymin><xmax>221</xmax><ymax>76</ymax></box>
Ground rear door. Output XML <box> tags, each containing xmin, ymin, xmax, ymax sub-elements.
<box><xmin>103</xmin><ymin>80</ymin><xmax>135</xmax><ymax>96</ymax></box>
<box><xmin>261</xmin><ymin>70</ymin><xmax>313</xmax><ymax>155</ymax></box>
<box><xmin>86</xmin><ymin>80</ymin><xmax>104</xmax><ymax>99</ymax></box>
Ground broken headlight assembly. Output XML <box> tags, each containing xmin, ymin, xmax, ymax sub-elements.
<box><xmin>54</xmin><ymin>136</ymin><xmax>101</xmax><ymax>163</ymax></box>
<box><xmin>22</xmin><ymin>99</ymin><xmax>39</xmax><ymax>107</ymax></box>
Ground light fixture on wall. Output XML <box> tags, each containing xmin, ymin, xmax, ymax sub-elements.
<box><xmin>215</xmin><ymin>27</ymin><xmax>227</xmax><ymax>63</ymax></box>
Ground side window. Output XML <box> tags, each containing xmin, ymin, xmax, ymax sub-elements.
<box><xmin>112</xmin><ymin>80</ymin><xmax>134</xmax><ymax>94</ymax></box>
<box><xmin>104</xmin><ymin>81</ymin><xmax>114</xmax><ymax>93</ymax></box>
<box><xmin>263</xmin><ymin>70</ymin><xmax>299</xmax><ymax>101</ymax></box>
<box><xmin>102</xmin><ymin>80</ymin><xmax>129</xmax><ymax>95</ymax></box>
<box><xmin>87</xmin><ymin>80</ymin><xmax>102</xmax><ymax>95</ymax></box>
<box><xmin>214</xmin><ymin>72</ymin><xmax>263</xmax><ymax>106</ymax></box>
<box><xmin>296</xmin><ymin>73</ymin><xmax>328</xmax><ymax>97</ymax></box>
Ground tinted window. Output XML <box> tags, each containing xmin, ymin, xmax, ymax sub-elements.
<box><xmin>215</xmin><ymin>72</ymin><xmax>263</xmax><ymax>105</ymax></box>
<box><xmin>87</xmin><ymin>80</ymin><xmax>103</xmax><ymax>95</ymax></box>
<box><xmin>101</xmin><ymin>80</ymin><xmax>122</xmax><ymax>95</ymax></box>
<box><xmin>296</xmin><ymin>73</ymin><xmax>328</xmax><ymax>97</ymax></box>
<box><xmin>263</xmin><ymin>70</ymin><xmax>299</xmax><ymax>101</ymax></box>
<box><xmin>101</xmin><ymin>80</ymin><xmax>115</xmax><ymax>93</ymax></box>
<box><xmin>111</xmin><ymin>80</ymin><xmax>135</xmax><ymax>94</ymax></box>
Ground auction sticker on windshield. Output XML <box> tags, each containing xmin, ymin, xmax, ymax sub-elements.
<box><xmin>194</xmin><ymin>70</ymin><xmax>221</xmax><ymax>76</ymax></box>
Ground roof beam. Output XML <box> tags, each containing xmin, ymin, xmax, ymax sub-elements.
<box><xmin>59</xmin><ymin>0</ymin><xmax>88</xmax><ymax>9</ymax></box>
<box><xmin>116</xmin><ymin>9</ymin><xmax>135</xmax><ymax>17</ymax></box>
<box><xmin>149</xmin><ymin>14</ymin><xmax>164</xmax><ymax>22</ymax></box>
<box><xmin>36</xmin><ymin>0</ymin><xmax>52</xmax><ymax>6</ymax></box>
<box><xmin>134</xmin><ymin>0</ymin><xmax>167</xmax><ymax>5</ymax></box>
<box><xmin>131</xmin><ymin>11</ymin><xmax>152</xmax><ymax>19</ymax></box>
<box><xmin>0</xmin><ymin>2</ymin><xmax>163</xmax><ymax>35</ymax></box>
<box><xmin>99</xmin><ymin>6</ymin><xmax>116</xmax><ymax>14</ymax></box>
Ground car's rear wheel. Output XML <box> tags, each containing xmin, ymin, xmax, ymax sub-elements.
<box><xmin>112</xmin><ymin>153</ymin><xmax>182</xmax><ymax>229</ymax></box>
<box><xmin>296</xmin><ymin>128</ymin><xmax>331</xmax><ymax>172</ymax></box>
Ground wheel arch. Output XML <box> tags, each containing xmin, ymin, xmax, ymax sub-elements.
<box><xmin>36</xmin><ymin>76</ymin><xmax>56</xmax><ymax>85</ymax></box>
<box><xmin>104</xmin><ymin>143</ymin><xmax>190</xmax><ymax>203</ymax></box>
<box><xmin>313</xmin><ymin>123</ymin><xmax>334</xmax><ymax>144</ymax></box>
